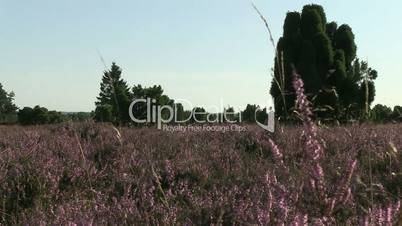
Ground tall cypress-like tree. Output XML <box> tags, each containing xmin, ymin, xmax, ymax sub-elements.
<box><xmin>334</xmin><ymin>25</ymin><xmax>357</xmax><ymax>68</ymax></box>
<box><xmin>270</xmin><ymin>4</ymin><xmax>378</xmax><ymax>121</ymax></box>
<box><xmin>95</xmin><ymin>63</ymin><xmax>131</xmax><ymax>124</ymax></box>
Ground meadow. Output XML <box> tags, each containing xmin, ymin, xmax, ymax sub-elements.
<box><xmin>0</xmin><ymin>120</ymin><xmax>401</xmax><ymax>225</ymax></box>
<box><xmin>1</xmin><ymin>2</ymin><xmax>401</xmax><ymax>225</ymax></box>
<box><xmin>0</xmin><ymin>73</ymin><xmax>400</xmax><ymax>226</ymax></box>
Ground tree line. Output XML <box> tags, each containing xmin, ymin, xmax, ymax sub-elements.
<box><xmin>0</xmin><ymin>62</ymin><xmax>401</xmax><ymax>126</ymax></box>
<box><xmin>0</xmin><ymin>67</ymin><xmax>269</xmax><ymax>126</ymax></box>
<box><xmin>94</xmin><ymin>62</ymin><xmax>268</xmax><ymax>125</ymax></box>
<box><xmin>0</xmin><ymin>67</ymin><xmax>400</xmax><ymax>126</ymax></box>
<box><xmin>0</xmin><ymin>4</ymin><xmax>400</xmax><ymax>126</ymax></box>
<box><xmin>0</xmin><ymin>84</ymin><xmax>91</xmax><ymax>125</ymax></box>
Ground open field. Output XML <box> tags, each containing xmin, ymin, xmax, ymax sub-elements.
<box><xmin>0</xmin><ymin>123</ymin><xmax>401</xmax><ymax>225</ymax></box>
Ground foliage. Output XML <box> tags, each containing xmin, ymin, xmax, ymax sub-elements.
<box><xmin>241</xmin><ymin>104</ymin><xmax>268</xmax><ymax>123</ymax></box>
<box><xmin>94</xmin><ymin>104</ymin><xmax>113</xmax><ymax>123</ymax></box>
<box><xmin>18</xmin><ymin>106</ymin><xmax>66</xmax><ymax>125</ymax></box>
<box><xmin>0</xmin><ymin>83</ymin><xmax>18</xmax><ymax>124</ymax></box>
<box><xmin>371</xmin><ymin>104</ymin><xmax>393</xmax><ymax>123</ymax></box>
<box><xmin>94</xmin><ymin>63</ymin><xmax>177</xmax><ymax>125</ymax></box>
<box><xmin>95</xmin><ymin>63</ymin><xmax>131</xmax><ymax>124</ymax></box>
<box><xmin>66</xmin><ymin>112</ymin><xmax>92</xmax><ymax>122</ymax></box>
<box><xmin>131</xmin><ymin>84</ymin><xmax>174</xmax><ymax>124</ymax></box>
<box><xmin>221</xmin><ymin>106</ymin><xmax>237</xmax><ymax>123</ymax></box>
<box><xmin>1</xmin><ymin>110</ymin><xmax>401</xmax><ymax>224</ymax></box>
<box><xmin>271</xmin><ymin>4</ymin><xmax>378</xmax><ymax>122</ymax></box>
<box><xmin>392</xmin><ymin>106</ymin><xmax>402</xmax><ymax>122</ymax></box>
<box><xmin>191</xmin><ymin>107</ymin><xmax>206</xmax><ymax>123</ymax></box>
<box><xmin>174</xmin><ymin>103</ymin><xmax>190</xmax><ymax>122</ymax></box>
<box><xmin>371</xmin><ymin>104</ymin><xmax>402</xmax><ymax>123</ymax></box>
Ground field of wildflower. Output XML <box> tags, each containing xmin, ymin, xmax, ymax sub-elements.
<box><xmin>1</xmin><ymin>123</ymin><xmax>401</xmax><ymax>225</ymax></box>
<box><xmin>0</xmin><ymin>76</ymin><xmax>401</xmax><ymax>225</ymax></box>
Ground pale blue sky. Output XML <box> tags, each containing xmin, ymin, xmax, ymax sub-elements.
<box><xmin>0</xmin><ymin>0</ymin><xmax>401</xmax><ymax>112</ymax></box>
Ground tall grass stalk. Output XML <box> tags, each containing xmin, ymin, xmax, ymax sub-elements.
<box><xmin>252</xmin><ymin>3</ymin><xmax>288</xmax><ymax>119</ymax></box>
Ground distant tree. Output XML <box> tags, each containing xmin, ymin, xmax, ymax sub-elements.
<box><xmin>174</xmin><ymin>103</ymin><xmax>187</xmax><ymax>122</ymax></box>
<box><xmin>131</xmin><ymin>85</ymin><xmax>174</xmax><ymax>125</ymax></box>
<box><xmin>95</xmin><ymin>63</ymin><xmax>131</xmax><ymax>124</ymax></box>
<box><xmin>242</xmin><ymin>104</ymin><xmax>256</xmax><ymax>123</ymax></box>
<box><xmin>0</xmin><ymin>83</ymin><xmax>18</xmax><ymax>124</ymax></box>
<box><xmin>182</xmin><ymin>110</ymin><xmax>193</xmax><ymax>123</ymax></box>
<box><xmin>349</xmin><ymin>59</ymin><xmax>378</xmax><ymax>117</ymax></box>
<box><xmin>191</xmin><ymin>107</ymin><xmax>206</xmax><ymax>123</ymax></box>
<box><xmin>241</xmin><ymin>104</ymin><xmax>268</xmax><ymax>123</ymax></box>
<box><xmin>223</xmin><ymin>106</ymin><xmax>237</xmax><ymax>122</ymax></box>
<box><xmin>67</xmin><ymin>112</ymin><xmax>92</xmax><ymax>122</ymax></box>
<box><xmin>270</xmin><ymin>4</ymin><xmax>378</xmax><ymax>122</ymax></box>
<box><xmin>18</xmin><ymin>107</ymin><xmax>34</xmax><ymax>125</ymax></box>
<box><xmin>32</xmin><ymin>106</ymin><xmax>49</xmax><ymax>124</ymax></box>
<box><xmin>132</xmin><ymin>85</ymin><xmax>173</xmax><ymax>105</ymax></box>
<box><xmin>94</xmin><ymin>104</ymin><xmax>113</xmax><ymax>123</ymax></box>
<box><xmin>371</xmin><ymin>104</ymin><xmax>392</xmax><ymax>123</ymax></box>
<box><xmin>256</xmin><ymin>107</ymin><xmax>268</xmax><ymax>124</ymax></box>
<box><xmin>47</xmin><ymin>111</ymin><xmax>67</xmax><ymax>124</ymax></box>
<box><xmin>18</xmin><ymin>105</ymin><xmax>65</xmax><ymax>125</ymax></box>
<box><xmin>392</xmin><ymin>106</ymin><xmax>402</xmax><ymax>122</ymax></box>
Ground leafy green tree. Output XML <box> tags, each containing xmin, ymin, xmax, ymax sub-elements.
<box><xmin>223</xmin><ymin>106</ymin><xmax>237</xmax><ymax>122</ymax></box>
<box><xmin>256</xmin><ymin>107</ymin><xmax>268</xmax><ymax>124</ymax></box>
<box><xmin>67</xmin><ymin>112</ymin><xmax>92</xmax><ymax>122</ymax></box>
<box><xmin>371</xmin><ymin>104</ymin><xmax>392</xmax><ymax>123</ymax></box>
<box><xmin>355</xmin><ymin>60</ymin><xmax>377</xmax><ymax>116</ymax></box>
<box><xmin>47</xmin><ymin>111</ymin><xmax>67</xmax><ymax>124</ymax></box>
<box><xmin>174</xmin><ymin>103</ymin><xmax>187</xmax><ymax>122</ymax></box>
<box><xmin>182</xmin><ymin>110</ymin><xmax>193</xmax><ymax>123</ymax></box>
<box><xmin>241</xmin><ymin>105</ymin><xmax>268</xmax><ymax>123</ymax></box>
<box><xmin>241</xmin><ymin>104</ymin><xmax>267</xmax><ymax>123</ymax></box>
<box><xmin>94</xmin><ymin>105</ymin><xmax>113</xmax><ymax>122</ymax></box>
<box><xmin>271</xmin><ymin>4</ymin><xmax>378</xmax><ymax>122</ymax></box>
<box><xmin>242</xmin><ymin>104</ymin><xmax>256</xmax><ymax>123</ymax></box>
<box><xmin>18</xmin><ymin>107</ymin><xmax>34</xmax><ymax>125</ymax></box>
<box><xmin>32</xmin><ymin>106</ymin><xmax>49</xmax><ymax>124</ymax></box>
<box><xmin>0</xmin><ymin>83</ymin><xmax>18</xmax><ymax>123</ymax></box>
<box><xmin>392</xmin><ymin>106</ymin><xmax>402</xmax><ymax>122</ymax></box>
<box><xmin>191</xmin><ymin>107</ymin><xmax>206</xmax><ymax>123</ymax></box>
<box><xmin>95</xmin><ymin>63</ymin><xmax>131</xmax><ymax>124</ymax></box>
<box><xmin>131</xmin><ymin>85</ymin><xmax>174</xmax><ymax>125</ymax></box>
<box><xmin>17</xmin><ymin>106</ymin><xmax>66</xmax><ymax>125</ymax></box>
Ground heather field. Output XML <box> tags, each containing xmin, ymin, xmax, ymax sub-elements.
<box><xmin>0</xmin><ymin>121</ymin><xmax>401</xmax><ymax>225</ymax></box>
<box><xmin>2</xmin><ymin>1</ymin><xmax>402</xmax><ymax>225</ymax></box>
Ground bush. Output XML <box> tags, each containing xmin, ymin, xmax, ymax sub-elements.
<box><xmin>18</xmin><ymin>106</ymin><xmax>66</xmax><ymax>125</ymax></box>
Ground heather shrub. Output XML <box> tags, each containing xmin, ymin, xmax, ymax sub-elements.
<box><xmin>1</xmin><ymin>162</ymin><xmax>44</xmax><ymax>224</ymax></box>
<box><xmin>90</xmin><ymin>145</ymin><xmax>119</xmax><ymax>170</ymax></box>
<box><xmin>0</xmin><ymin>103</ymin><xmax>401</xmax><ymax>224</ymax></box>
